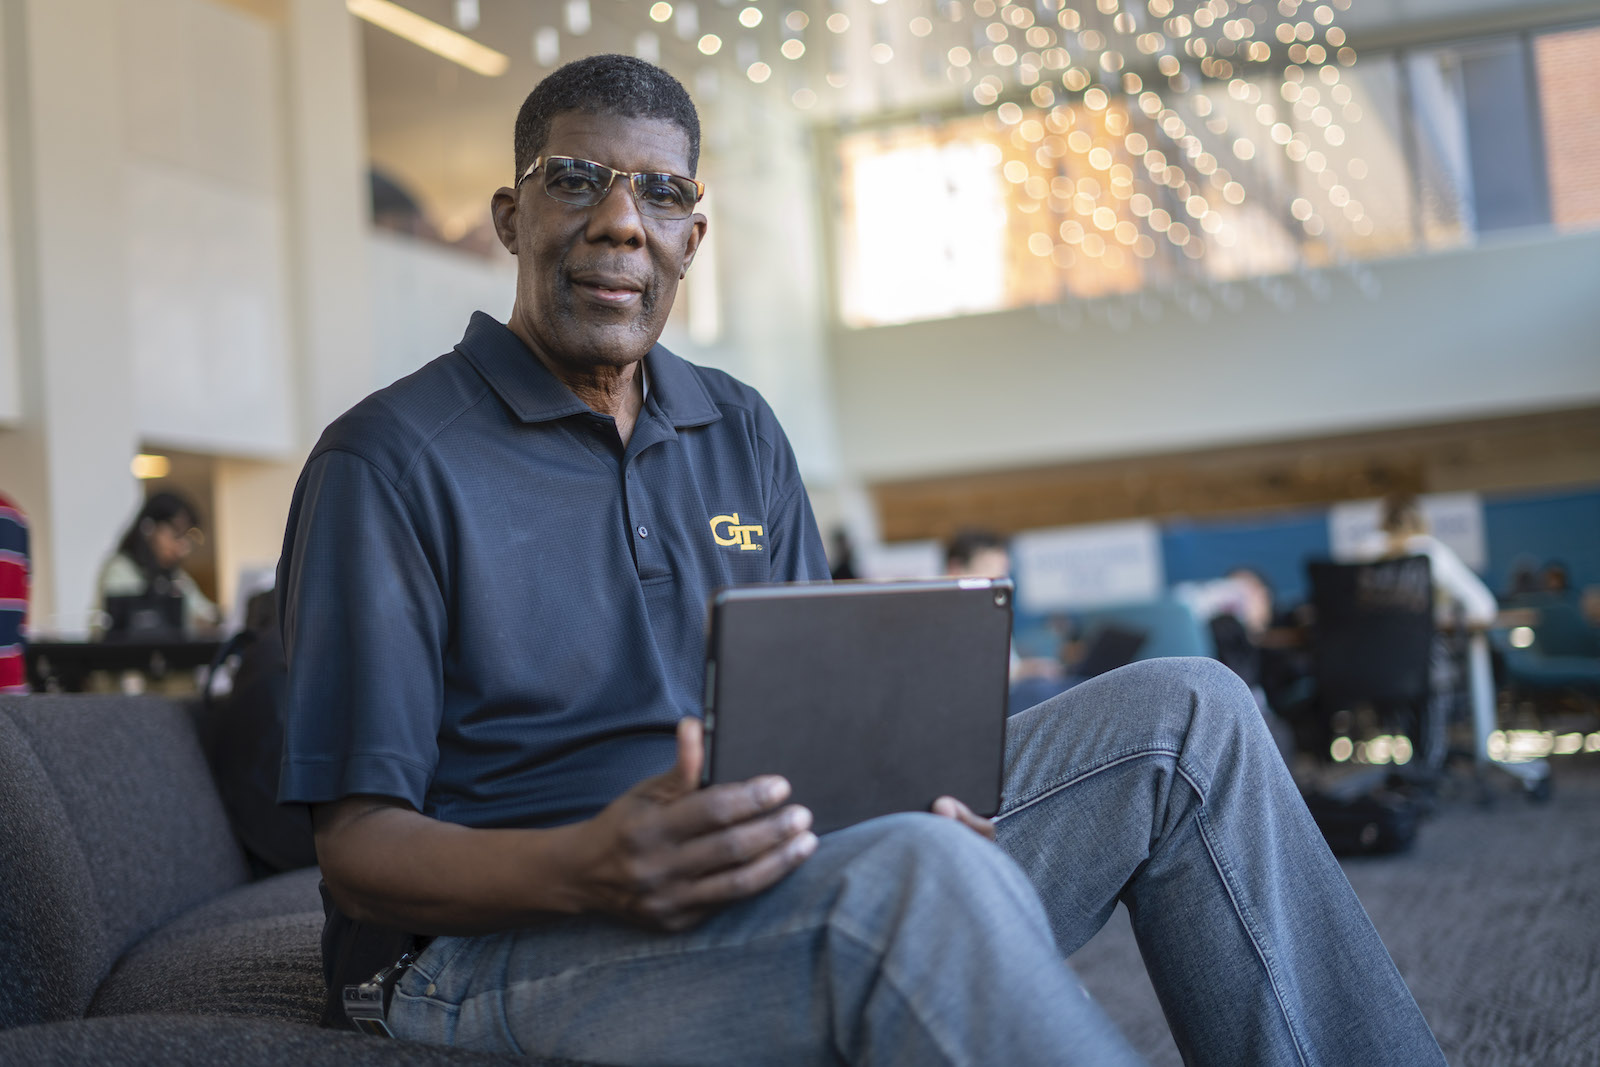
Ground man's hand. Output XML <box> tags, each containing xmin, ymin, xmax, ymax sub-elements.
<box><xmin>562</xmin><ymin>717</ymin><xmax>818</xmax><ymax>931</ymax></box>
<box><xmin>932</xmin><ymin>795</ymin><xmax>997</xmax><ymax>841</ymax></box>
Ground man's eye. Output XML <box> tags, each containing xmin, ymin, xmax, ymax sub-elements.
<box><xmin>641</xmin><ymin>179</ymin><xmax>687</xmax><ymax>207</ymax></box>
<box><xmin>551</xmin><ymin>172</ymin><xmax>604</xmax><ymax>195</ymax></box>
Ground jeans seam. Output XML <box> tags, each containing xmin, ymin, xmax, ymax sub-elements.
<box><xmin>995</xmin><ymin>746</ymin><xmax>1184</xmax><ymax>821</ymax></box>
<box><xmin>1193</xmin><ymin>808</ymin><xmax>1312</xmax><ymax>1067</ymax></box>
<box><xmin>828</xmin><ymin>915</ymin><xmax>964</xmax><ymax>1067</ymax></box>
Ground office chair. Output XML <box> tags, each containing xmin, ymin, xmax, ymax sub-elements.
<box><xmin>1306</xmin><ymin>556</ymin><xmax>1442</xmax><ymax>778</ymax></box>
<box><xmin>1308</xmin><ymin>557</ymin><xmax>1551</xmax><ymax>802</ymax></box>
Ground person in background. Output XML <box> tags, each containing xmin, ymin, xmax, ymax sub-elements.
<box><xmin>943</xmin><ymin>528</ymin><xmax>1068</xmax><ymax>713</ymax></box>
<box><xmin>1367</xmin><ymin>495</ymin><xmax>1497</xmax><ymax>629</ymax></box>
<box><xmin>96</xmin><ymin>491</ymin><xmax>219</xmax><ymax>636</ymax></box>
<box><xmin>1538</xmin><ymin>560</ymin><xmax>1572</xmax><ymax>596</ymax></box>
<box><xmin>0</xmin><ymin>492</ymin><xmax>28</xmax><ymax>694</ymax></box>
<box><xmin>1363</xmin><ymin>494</ymin><xmax>1498</xmax><ymax>775</ymax></box>
<box><xmin>827</xmin><ymin>526</ymin><xmax>858</xmax><ymax>581</ymax></box>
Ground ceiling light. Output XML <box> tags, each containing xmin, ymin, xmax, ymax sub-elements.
<box><xmin>346</xmin><ymin>0</ymin><xmax>508</xmax><ymax>76</ymax></box>
<box><xmin>131</xmin><ymin>454</ymin><xmax>171</xmax><ymax>480</ymax></box>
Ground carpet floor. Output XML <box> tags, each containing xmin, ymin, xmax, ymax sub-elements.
<box><xmin>1067</xmin><ymin>754</ymin><xmax>1600</xmax><ymax>1067</ymax></box>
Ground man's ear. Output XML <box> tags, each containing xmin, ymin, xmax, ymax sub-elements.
<box><xmin>491</xmin><ymin>187</ymin><xmax>519</xmax><ymax>255</ymax></box>
<box><xmin>679</xmin><ymin>212</ymin><xmax>708</xmax><ymax>279</ymax></box>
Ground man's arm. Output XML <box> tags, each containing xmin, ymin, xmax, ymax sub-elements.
<box><xmin>315</xmin><ymin>718</ymin><xmax>818</xmax><ymax>934</ymax></box>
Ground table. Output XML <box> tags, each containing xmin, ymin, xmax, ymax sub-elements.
<box><xmin>25</xmin><ymin>639</ymin><xmax>224</xmax><ymax>693</ymax></box>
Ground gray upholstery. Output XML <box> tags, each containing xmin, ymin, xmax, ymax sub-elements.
<box><xmin>0</xmin><ymin>1015</ymin><xmax>605</xmax><ymax>1067</ymax></box>
<box><xmin>89</xmin><ymin>869</ymin><xmax>326</xmax><ymax>1023</ymax></box>
<box><xmin>2</xmin><ymin>695</ymin><xmax>251</xmax><ymax>957</ymax></box>
<box><xmin>0</xmin><ymin>712</ymin><xmax>110</xmax><ymax>1026</ymax></box>
<box><xmin>0</xmin><ymin>693</ymin><xmax>609</xmax><ymax>1065</ymax></box>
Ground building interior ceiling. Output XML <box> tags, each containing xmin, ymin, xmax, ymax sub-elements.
<box><xmin>361</xmin><ymin>0</ymin><xmax>1596</xmax><ymax>243</ymax></box>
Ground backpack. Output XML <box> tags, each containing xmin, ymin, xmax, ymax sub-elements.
<box><xmin>199</xmin><ymin>588</ymin><xmax>318</xmax><ymax>876</ymax></box>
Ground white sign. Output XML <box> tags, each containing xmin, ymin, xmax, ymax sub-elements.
<box><xmin>860</xmin><ymin>540</ymin><xmax>944</xmax><ymax>581</ymax></box>
<box><xmin>1328</xmin><ymin>493</ymin><xmax>1487</xmax><ymax>571</ymax></box>
<box><xmin>1012</xmin><ymin>520</ymin><xmax>1165</xmax><ymax>613</ymax></box>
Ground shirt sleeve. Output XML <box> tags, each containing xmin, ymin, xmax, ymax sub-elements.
<box><xmin>276</xmin><ymin>448</ymin><xmax>449</xmax><ymax>811</ymax></box>
<box><xmin>1423</xmin><ymin>537</ymin><xmax>1498</xmax><ymax>627</ymax></box>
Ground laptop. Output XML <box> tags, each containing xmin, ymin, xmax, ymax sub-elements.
<box><xmin>103</xmin><ymin>590</ymin><xmax>185</xmax><ymax>641</ymax></box>
<box><xmin>701</xmin><ymin>579</ymin><xmax>1013</xmax><ymax>834</ymax></box>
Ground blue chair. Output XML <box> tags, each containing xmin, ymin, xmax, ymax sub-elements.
<box><xmin>1071</xmin><ymin>597</ymin><xmax>1215</xmax><ymax>662</ymax></box>
<box><xmin>1500</xmin><ymin>596</ymin><xmax>1600</xmax><ymax>697</ymax></box>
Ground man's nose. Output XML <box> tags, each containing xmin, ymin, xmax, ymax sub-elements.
<box><xmin>585</xmin><ymin>176</ymin><xmax>647</xmax><ymax>245</ymax></box>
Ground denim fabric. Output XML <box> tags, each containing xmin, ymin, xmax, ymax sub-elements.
<box><xmin>388</xmin><ymin>657</ymin><xmax>1444</xmax><ymax>1066</ymax></box>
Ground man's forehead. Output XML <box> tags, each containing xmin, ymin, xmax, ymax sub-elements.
<box><xmin>542</xmin><ymin>110</ymin><xmax>693</xmax><ymax>172</ymax></box>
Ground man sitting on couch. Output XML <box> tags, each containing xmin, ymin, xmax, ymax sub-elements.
<box><xmin>276</xmin><ymin>53</ymin><xmax>1445</xmax><ymax>1066</ymax></box>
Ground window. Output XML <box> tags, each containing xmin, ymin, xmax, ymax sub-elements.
<box><xmin>835</xmin><ymin>21</ymin><xmax>1600</xmax><ymax>329</ymax></box>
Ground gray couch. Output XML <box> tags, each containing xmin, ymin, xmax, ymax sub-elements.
<box><xmin>0</xmin><ymin>693</ymin><xmax>593</xmax><ymax>1065</ymax></box>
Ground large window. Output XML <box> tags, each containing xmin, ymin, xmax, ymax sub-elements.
<box><xmin>836</xmin><ymin>22</ymin><xmax>1600</xmax><ymax>328</ymax></box>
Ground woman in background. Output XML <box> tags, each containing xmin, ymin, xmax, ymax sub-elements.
<box><xmin>96</xmin><ymin>491</ymin><xmax>219</xmax><ymax>636</ymax></box>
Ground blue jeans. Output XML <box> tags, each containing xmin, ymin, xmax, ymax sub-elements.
<box><xmin>388</xmin><ymin>658</ymin><xmax>1444</xmax><ymax>1066</ymax></box>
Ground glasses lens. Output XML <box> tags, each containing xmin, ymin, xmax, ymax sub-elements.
<box><xmin>629</xmin><ymin>173</ymin><xmax>700</xmax><ymax>219</ymax></box>
<box><xmin>542</xmin><ymin>157</ymin><xmax>612</xmax><ymax>206</ymax></box>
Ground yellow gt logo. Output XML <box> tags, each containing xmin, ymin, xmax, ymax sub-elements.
<box><xmin>710</xmin><ymin>513</ymin><xmax>764</xmax><ymax>551</ymax></box>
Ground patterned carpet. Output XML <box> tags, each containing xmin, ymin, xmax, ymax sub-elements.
<box><xmin>1067</xmin><ymin>755</ymin><xmax>1600</xmax><ymax>1067</ymax></box>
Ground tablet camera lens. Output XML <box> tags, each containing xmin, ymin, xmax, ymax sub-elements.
<box><xmin>994</xmin><ymin>590</ymin><xmax>1008</xmax><ymax>607</ymax></box>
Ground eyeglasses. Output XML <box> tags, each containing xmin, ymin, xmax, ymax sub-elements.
<box><xmin>517</xmin><ymin>155</ymin><xmax>704</xmax><ymax>220</ymax></box>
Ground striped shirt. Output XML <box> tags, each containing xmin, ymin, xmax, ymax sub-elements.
<box><xmin>0</xmin><ymin>495</ymin><xmax>27</xmax><ymax>694</ymax></box>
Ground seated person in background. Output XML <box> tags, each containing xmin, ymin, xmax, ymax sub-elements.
<box><xmin>278</xmin><ymin>55</ymin><xmax>1443</xmax><ymax>1065</ymax></box>
<box><xmin>943</xmin><ymin>528</ymin><xmax>1061</xmax><ymax>685</ymax></box>
<box><xmin>96</xmin><ymin>491</ymin><xmax>219</xmax><ymax>637</ymax></box>
<box><xmin>1362</xmin><ymin>494</ymin><xmax>1497</xmax><ymax>629</ymax></box>
<box><xmin>1360</xmin><ymin>494</ymin><xmax>1497</xmax><ymax>774</ymax></box>
<box><xmin>942</xmin><ymin>528</ymin><xmax>1068</xmax><ymax>714</ymax></box>
<box><xmin>1538</xmin><ymin>560</ymin><xmax>1572</xmax><ymax>597</ymax></box>
<box><xmin>1</xmin><ymin>492</ymin><xmax>28</xmax><ymax>694</ymax></box>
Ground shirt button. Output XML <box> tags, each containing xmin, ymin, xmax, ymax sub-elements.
<box><xmin>637</xmin><ymin>525</ymin><xmax>649</xmax><ymax>538</ymax></box>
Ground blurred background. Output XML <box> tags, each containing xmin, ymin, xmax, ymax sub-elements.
<box><xmin>1</xmin><ymin>0</ymin><xmax>1596</xmax><ymax>643</ymax></box>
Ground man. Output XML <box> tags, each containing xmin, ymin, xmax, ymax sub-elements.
<box><xmin>278</xmin><ymin>54</ymin><xmax>1444</xmax><ymax>1065</ymax></box>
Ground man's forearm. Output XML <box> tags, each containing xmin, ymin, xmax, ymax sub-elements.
<box><xmin>314</xmin><ymin>797</ymin><xmax>589</xmax><ymax>935</ymax></box>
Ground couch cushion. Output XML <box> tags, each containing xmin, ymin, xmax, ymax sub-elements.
<box><xmin>2</xmin><ymin>695</ymin><xmax>250</xmax><ymax>961</ymax></box>
<box><xmin>90</xmin><ymin>869</ymin><xmax>327</xmax><ymax>1024</ymax></box>
<box><xmin>0</xmin><ymin>1015</ymin><xmax>604</xmax><ymax>1067</ymax></box>
<box><xmin>0</xmin><ymin>710</ymin><xmax>111</xmax><ymax>1026</ymax></box>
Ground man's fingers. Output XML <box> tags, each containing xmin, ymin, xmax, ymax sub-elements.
<box><xmin>655</xmin><ymin>828</ymin><xmax>818</xmax><ymax>916</ymax></box>
<box><xmin>933</xmin><ymin>796</ymin><xmax>998</xmax><ymax>841</ymax></box>
<box><xmin>652</xmin><ymin>773</ymin><xmax>792</xmax><ymax>841</ymax></box>
<box><xmin>660</xmin><ymin>803</ymin><xmax>813</xmax><ymax>880</ymax></box>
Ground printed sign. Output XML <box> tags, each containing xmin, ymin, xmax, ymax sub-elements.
<box><xmin>1012</xmin><ymin>520</ymin><xmax>1165</xmax><ymax>613</ymax></box>
<box><xmin>1328</xmin><ymin>493</ymin><xmax>1487</xmax><ymax>570</ymax></box>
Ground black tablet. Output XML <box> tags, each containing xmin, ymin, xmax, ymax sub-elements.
<box><xmin>701</xmin><ymin>579</ymin><xmax>1013</xmax><ymax>834</ymax></box>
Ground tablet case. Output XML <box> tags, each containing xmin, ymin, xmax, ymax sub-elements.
<box><xmin>703</xmin><ymin>579</ymin><xmax>1013</xmax><ymax>834</ymax></box>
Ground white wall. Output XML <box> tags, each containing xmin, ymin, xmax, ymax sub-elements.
<box><xmin>0</xmin><ymin>9</ymin><xmax>17</xmax><ymax>426</ymax></box>
<box><xmin>368</xmin><ymin>230</ymin><xmax>514</xmax><ymax>387</ymax></box>
<box><xmin>661</xmin><ymin>93</ymin><xmax>841</xmax><ymax>485</ymax></box>
<box><xmin>830</xmin><ymin>229</ymin><xmax>1600</xmax><ymax>482</ymax></box>
<box><xmin>0</xmin><ymin>0</ymin><xmax>142</xmax><ymax>634</ymax></box>
<box><xmin>121</xmin><ymin>0</ymin><xmax>294</xmax><ymax>456</ymax></box>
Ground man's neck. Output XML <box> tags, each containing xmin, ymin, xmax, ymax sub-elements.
<box><xmin>506</xmin><ymin>317</ymin><xmax>647</xmax><ymax>446</ymax></box>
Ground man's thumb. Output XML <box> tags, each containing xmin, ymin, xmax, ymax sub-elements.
<box><xmin>673</xmin><ymin>715</ymin><xmax>704</xmax><ymax>792</ymax></box>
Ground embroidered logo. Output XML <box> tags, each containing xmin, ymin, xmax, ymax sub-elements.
<box><xmin>710</xmin><ymin>513</ymin><xmax>765</xmax><ymax>551</ymax></box>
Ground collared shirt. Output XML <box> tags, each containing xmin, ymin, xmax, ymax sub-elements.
<box><xmin>277</xmin><ymin>312</ymin><xmax>829</xmax><ymax>829</ymax></box>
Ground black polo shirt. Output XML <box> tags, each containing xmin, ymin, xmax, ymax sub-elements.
<box><xmin>276</xmin><ymin>312</ymin><xmax>829</xmax><ymax>829</ymax></box>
